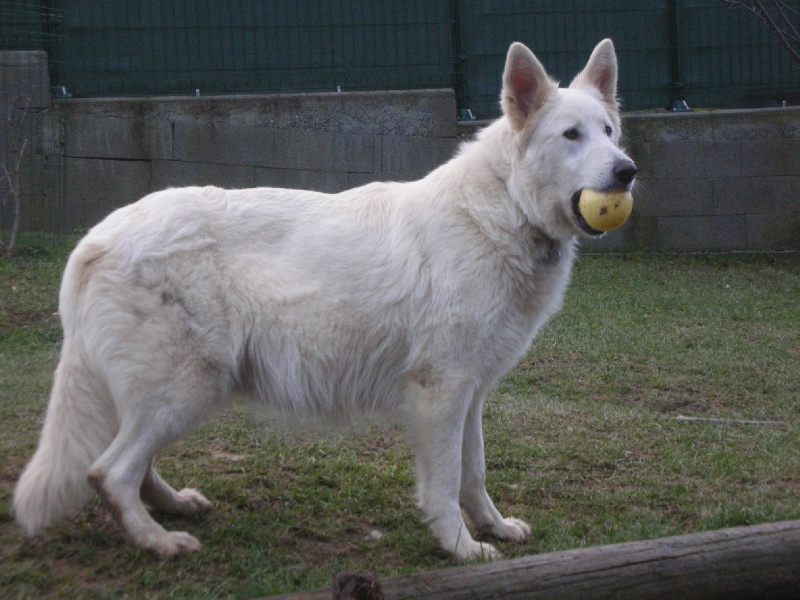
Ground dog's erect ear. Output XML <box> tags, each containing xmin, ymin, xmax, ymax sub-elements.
<box><xmin>570</xmin><ymin>39</ymin><xmax>619</xmax><ymax>112</ymax></box>
<box><xmin>502</xmin><ymin>42</ymin><xmax>556</xmax><ymax>131</ymax></box>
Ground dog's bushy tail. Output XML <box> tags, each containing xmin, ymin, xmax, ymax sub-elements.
<box><xmin>13</xmin><ymin>349</ymin><xmax>116</xmax><ymax>536</ymax></box>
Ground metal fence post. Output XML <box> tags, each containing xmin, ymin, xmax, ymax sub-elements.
<box><xmin>451</xmin><ymin>0</ymin><xmax>473</xmax><ymax>121</ymax></box>
<box><xmin>668</xmin><ymin>0</ymin><xmax>691</xmax><ymax>111</ymax></box>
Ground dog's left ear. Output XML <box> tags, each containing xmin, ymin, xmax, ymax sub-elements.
<box><xmin>570</xmin><ymin>39</ymin><xmax>619</xmax><ymax>112</ymax></box>
<box><xmin>502</xmin><ymin>42</ymin><xmax>557</xmax><ymax>131</ymax></box>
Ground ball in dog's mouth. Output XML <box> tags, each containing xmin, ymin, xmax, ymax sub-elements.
<box><xmin>572</xmin><ymin>189</ymin><xmax>633</xmax><ymax>234</ymax></box>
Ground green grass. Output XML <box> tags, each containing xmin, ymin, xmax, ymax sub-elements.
<box><xmin>1</xmin><ymin>234</ymin><xmax>799</xmax><ymax>598</ymax></box>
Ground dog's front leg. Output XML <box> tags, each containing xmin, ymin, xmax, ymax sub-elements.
<box><xmin>459</xmin><ymin>393</ymin><xmax>531</xmax><ymax>544</ymax></box>
<box><xmin>408</xmin><ymin>379</ymin><xmax>501</xmax><ymax>561</ymax></box>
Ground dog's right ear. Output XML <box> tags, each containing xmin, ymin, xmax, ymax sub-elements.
<box><xmin>501</xmin><ymin>42</ymin><xmax>556</xmax><ymax>131</ymax></box>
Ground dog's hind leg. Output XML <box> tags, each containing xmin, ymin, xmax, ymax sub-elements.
<box><xmin>87</xmin><ymin>368</ymin><xmax>229</xmax><ymax>558</ymax></box>
<box><xmin>141</xmin><ymin>461</ymin><xmax>212</xmax><ymax>515</ymax></box>
<box><xmin>407</xmin><ymin>376</ymin><xmax>501</xmax><ymax>562</ymax></box>
<box><xmin>459</xmin><ymin>392</ymin><xmax>531</xmax><ymax>543</ymax></box>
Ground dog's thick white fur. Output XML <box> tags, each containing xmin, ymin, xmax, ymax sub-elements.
<box><xmin>14</xmin><ymin>40</ymin><xmax>636</xmax><ymax>561</ymax></box>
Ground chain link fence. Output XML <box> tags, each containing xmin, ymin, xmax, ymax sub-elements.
<box><xmin>4</xmin><ymin>1</ymin><xmax>799</xmax><ymax>115</ymax></box>
<box><xmin>28</xmin><ymin>0</ymin><xmax>800</xmax><ymax>117</ymax></box>
<box><xmin>457</xmin><ymin>0</ymin><xmax>800</xmax><ymax>117</ymax></box>
<box><xmin>47</xmin><ymin>1</ymin><xmax>456</xmax><ymax>97</ymax></box>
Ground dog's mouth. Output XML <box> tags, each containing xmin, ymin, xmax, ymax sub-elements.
<box><xmin>571</xmin><ymin>190</ymin><xmax>605</xmax><ymax>236</ymax></box>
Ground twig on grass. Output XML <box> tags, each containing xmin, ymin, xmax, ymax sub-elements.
<box><xmin>676</xmin><ymin>415</ymin><xmax>788</xmax><ymax>426</ymax></box>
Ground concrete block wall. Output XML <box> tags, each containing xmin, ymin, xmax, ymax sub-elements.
<box><xmin>55</xmin><ymin>90</ymin><xmax>459</xmax><ymax>231</ymax></box>
<box><xmin>4</xmin><ymin>47</ymin><xmax>797</xmax><ymax>252</ymax></box>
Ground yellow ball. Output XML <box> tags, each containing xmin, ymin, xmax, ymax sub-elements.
<box><xmin>578</xmin><ymin>189</ymin><xmax>634</xmax><ymax>232</ymax></box>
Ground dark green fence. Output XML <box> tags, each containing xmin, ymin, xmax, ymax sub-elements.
<box><xmin>47</xmin><ymin>1</ymin><xmax>456</xmax><ymax>96</ymax></box>
<box><xmin>457</xmin><ymin>0</ymin><xmax>800</xmax><ymax>117</ymax></box>
<box><xmin>3</xmin><ymin>0</ymin><xmax>799</xmax><ymax>118</ymax></box>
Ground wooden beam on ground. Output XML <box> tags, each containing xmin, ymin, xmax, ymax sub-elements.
<box><xmin>268</xmin><ymin>520</ymin><xmax>800</xmax><ymax>599</ymax></box>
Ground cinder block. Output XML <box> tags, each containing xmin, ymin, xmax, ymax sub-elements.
<box><xmin>273</xmin><ymin>129</ymin><xmax>380</xmax><ymax>173</ymax></box>
<box><xmin>66</xmin><ymin>157</ymin><xmax>151</xmax><ymax>229</ymax></box>
<box><xmin>14</xmin><ymin>159</ymin><xmax>63</xmax><ymax>232</ymax></box>
<box><xmin>657</xmin><ymin>215</ymin><xmax>747</xmax><ymax>252</ymax></box>
<box><xmin>173</xmin><ymin>119</ymin><xmax>274</xmax><ymax>167</ymax></box>
<box><xmin>254</xmin><ymin>168</ymin><xmax>349</xmax><ymax>193</ymax></box>
<box><xmin>381</xmin><ymin>135</ymin><xmax>460</xmax><ymax>181</ymax></box>
<box><xmin>66</xmin><ymin>114</ymin><xmax>172</xmax><ymax>160</ymax></box>
<box><xmin>338</xmin><ymin>133</ymin><xmax>381</xmax><ymax>173</ymax></box>
<box><xmin>623</xmin><ymin>214</ymin><xmax>661</xmax><ymax>250</ymax></box>
<box><xmin>272</xmin><ymin>129</ymin><xmax>320</xmax><ymax>171</ymax></box>
<box><xmin>647</xmin><ymin>140</ymin><xmax>741</xmax><ymax>179</ymax></box>
<box><xmin>151</xmin><ymin>160</ymin><xmax>255</xmax><ymax>191</ymax></box>
<box><xmin>740</xmin><ymin>139</ymin><xmax>800</xmax><ymax>177</ymax></box>
<box><xmin>714</xmin><ymin>176</ymin><xmax>800</xmax><ymax>215</ymax></box>
<box><xmin>746</xmin><ymin>213</ymin><xmax>800</xmax><ymax>250</ymax></box>
<box><xmin>635</xmin><ymin>177</ymin><xmax>713</xmax><ymax>217</ymax></box>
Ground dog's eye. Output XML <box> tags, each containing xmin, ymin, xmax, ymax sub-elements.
<box><xmin>563</xmin><ymin>128</ymin><xmax>580</xmax><ymax>141</ymax></box>
<box><xmin>605</xmin><ymin>125</ymin><xmax>613</xmax><ymax>136</ymax></box>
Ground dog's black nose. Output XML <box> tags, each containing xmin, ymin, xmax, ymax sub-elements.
<box><xmin>613</xmin><ymin>160</ymin><xmax>638</xmax><ymax>186</ymax></box>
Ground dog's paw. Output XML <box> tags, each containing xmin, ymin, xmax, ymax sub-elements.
<box><xmin>174</xmin><ymin>488</ymin><xmax>212</xmax><ymax>514</ymax></box>
<box><xmin>491</xmin><ymin>517</ymin><xmax>531</xmax><ymax>542</ymax></box>
<box><xmin>455</xmin><ymin>540</ymin><xmax>502</xmax><ymax>562</ymax></box>
<box><xmin>150</xmin><ymin>531</ymin><xmax>202</xmax><ymax>559</ymax></box>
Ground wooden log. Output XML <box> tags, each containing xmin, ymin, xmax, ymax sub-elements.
<box><xmin>269</xmin><ymin>520</ymin><xmax>800</xmax><ymax>599</ymax></box>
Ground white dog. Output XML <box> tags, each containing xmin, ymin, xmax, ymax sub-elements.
<box><xmin>14</xmin><ymin>40</ymin><xmax>636</xmax><ymax>561</ymax></box>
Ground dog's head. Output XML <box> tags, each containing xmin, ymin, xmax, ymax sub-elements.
<box><xmin>500</xmin><ymin>39</ymin><xmax>637</xmax><ymax>239</ymax></box>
